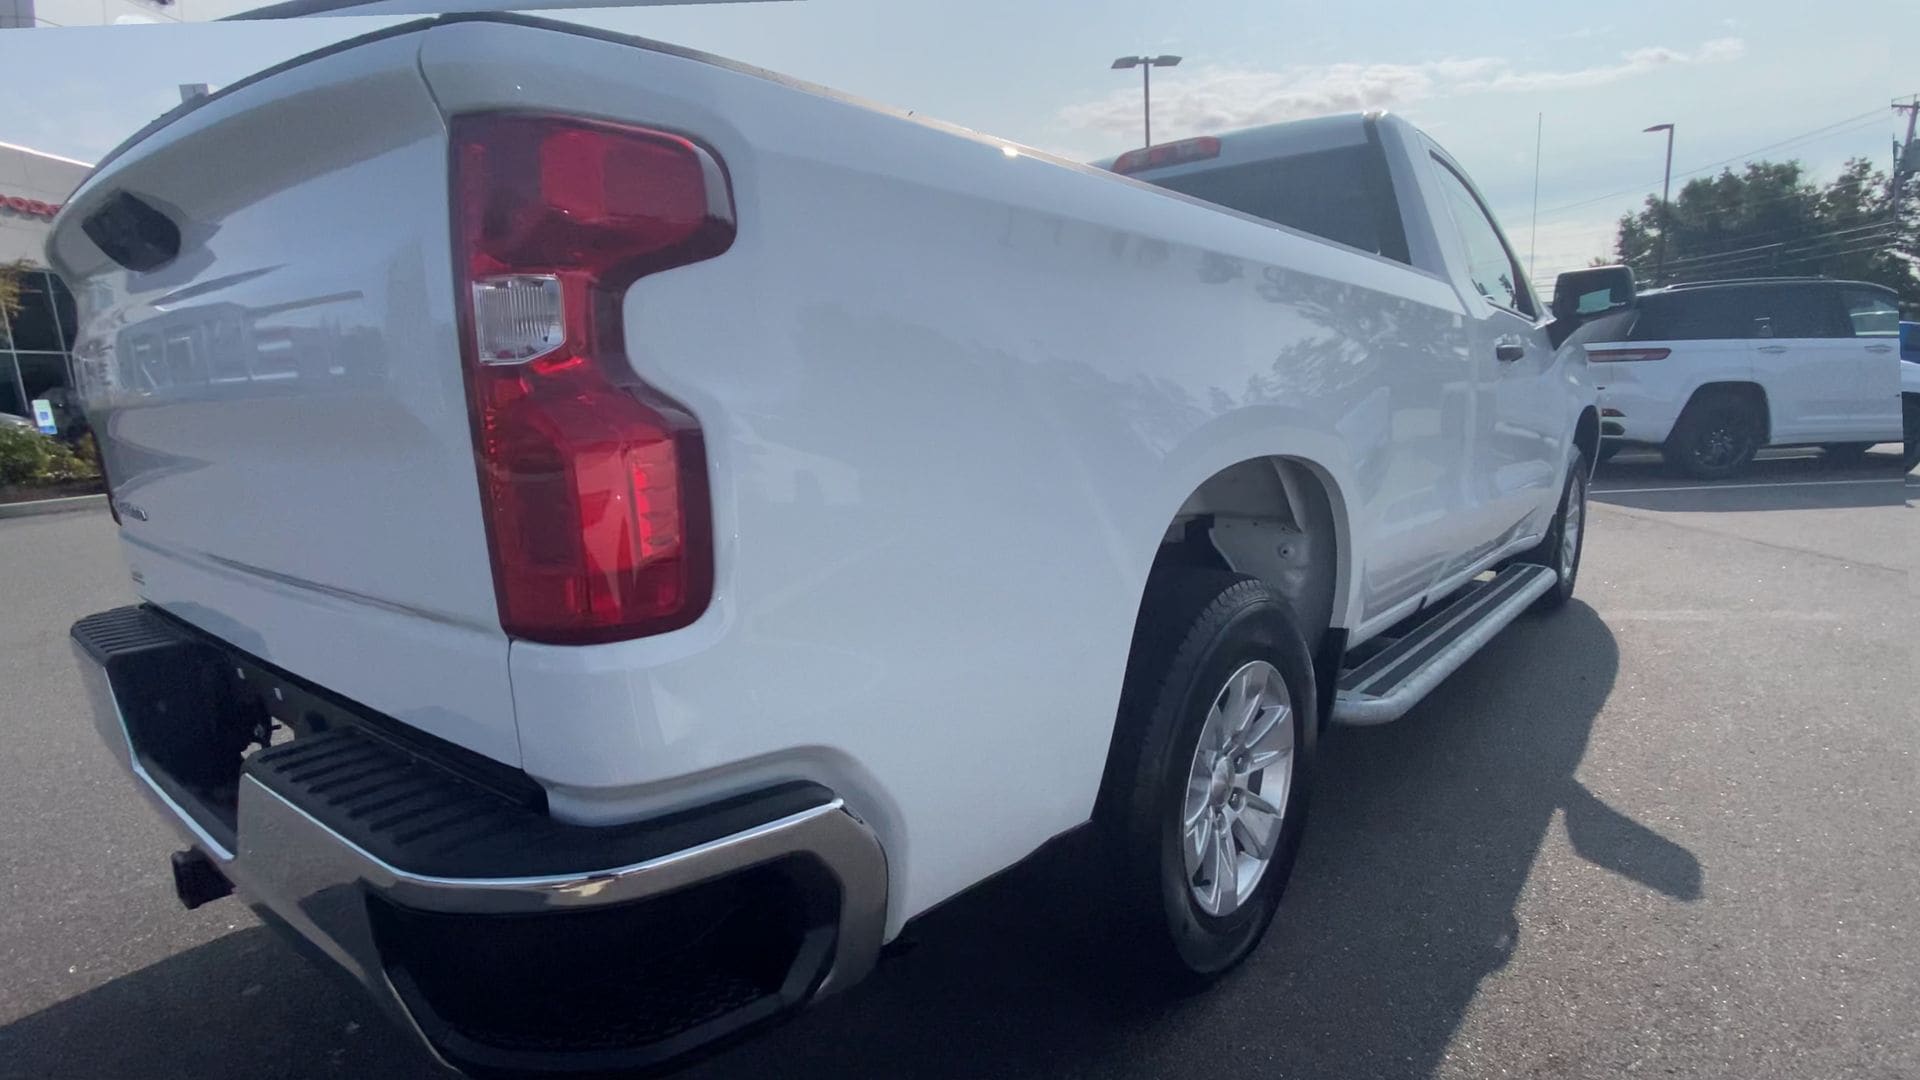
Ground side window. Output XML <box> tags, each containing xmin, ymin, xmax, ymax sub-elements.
<box><xmin>1630</xmin><ymin>290</ymin><xmax>1764</xmax><ymax>341</ymax></box>
<box><xmin>1765</xmin><ymin>287</ymin><xmax>1848</xmax><ymax>339</ymax></box>
<box><xmin>1839</xmin><ymin>288</ymin><xmax>1899</xmax><ymax>337</ymax></box>
<box><xmin>1430</xmin><ymin>155</ymin><xmax>1534</xmax><ymax>317</ymax></box>
<box><xmin>1628</xmin><ymin>297</ymin><xmax>1676</xmax><ymax>341</ymax></box>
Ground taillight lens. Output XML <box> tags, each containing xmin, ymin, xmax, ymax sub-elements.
<box><xmin>451</xmin><ymin>114</ymin><xmax>734</xmax><ymax>644</ymax></box>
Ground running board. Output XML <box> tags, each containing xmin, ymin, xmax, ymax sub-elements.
<box><xmin>1332</xmin><ymin>563</ymin><xmax>1558</xmax><ymax>726</ymax></box>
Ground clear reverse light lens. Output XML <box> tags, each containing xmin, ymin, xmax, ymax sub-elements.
<box><xmin>471</xmin><ymin>274</ymin><xmax>565</xmax><ymax>365</ymax></box>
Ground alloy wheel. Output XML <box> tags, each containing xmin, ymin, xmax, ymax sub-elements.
<box><xmin>1181</xmin><ymin>660</ymin><xmax>1294</xmax><ymax>918</ymax></box>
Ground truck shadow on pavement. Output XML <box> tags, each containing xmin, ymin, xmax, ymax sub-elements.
<box><xmin>1</xmin><ymin>602</ymin><xmax>1700</xmax><ymax>1080</ymax></box>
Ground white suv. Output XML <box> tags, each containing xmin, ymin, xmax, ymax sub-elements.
<box><xmin>1590</xmin><ymin>278</ymin><xmax>1903</xmax><ymax>478</ymax></box>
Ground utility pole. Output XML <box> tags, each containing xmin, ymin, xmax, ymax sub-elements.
<box><xmin>1111</xmin><ymin>55</ymin><xmax>1182</xmax><ymax>149</ymax></box>
<box><xmin>1893</xmin><ymin>96</ymin><xmax>1919</xmax><ymax>220</ymax></box>
<box><xmin>1644</xmin><ymin>123</ymin><xmax>1676</xmax><ymax>285</ymax></box>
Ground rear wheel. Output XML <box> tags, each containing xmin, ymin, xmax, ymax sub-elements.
<box><xmin>1103</xmin><ymin>570</ymin><xmax>1315</xmax><ymax>982</ymax></box>
<box><xmin>1664</xmin><ymin>394</ymin><xmax>1763</xmax><ymax>480</ymax></box>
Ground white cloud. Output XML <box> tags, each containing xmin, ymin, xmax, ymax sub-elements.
<box><xmin>1521</xmin><ymin>216</ymin><xmax>1626</xmax><ymax>283</ymax></box>
<box><xmin>1059</xmin><ymin>38</ymin><xmax>1746</xmax><ymax>139</ymax></box>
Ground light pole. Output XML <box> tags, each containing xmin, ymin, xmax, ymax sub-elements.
<box><xmin>1111</xmin><ymin>54</ymin><xmax>1182</xmax><ymax>149</ymax></box>
<box><xmin>1644</xmin><ymin>122</ymin><xmax>1675</xmax><ymax>284</ymax></box>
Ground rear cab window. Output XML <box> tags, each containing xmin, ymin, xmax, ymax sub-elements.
<box><xmin>1130</xmin><ymin>118</ymin><xmax>1411</xmax><ymax>266</ymax></box>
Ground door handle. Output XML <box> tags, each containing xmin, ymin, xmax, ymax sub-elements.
<box><xmin>1757</xmin><ymin>345</ymin><xmax>1787</xmax><ymax>354</ymax></box>
<box><xmin>1864</xmin><ymin>343</ymin><xmax>1893</xmax><ymax>354</ymax></box>
<box><xmin>1495</xmin><ymin>342</ymin><xmax>1526</xmax><ymax>363</ymax></box>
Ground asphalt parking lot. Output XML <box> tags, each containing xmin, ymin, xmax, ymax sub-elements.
<box><xmin>1</xmin><ymin>447</ymin><xmax>1913</xmax><ymax>1080</ymax></box>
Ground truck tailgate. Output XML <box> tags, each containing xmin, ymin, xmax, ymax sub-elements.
<box><xmin>47</xmin><ymin>29</ymin><xmax>520</xmax><ymax>766</ymax></box>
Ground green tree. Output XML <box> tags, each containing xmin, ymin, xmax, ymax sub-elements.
<box><xmin>1612</xmin><ymin>158</ymin><xmax>1918</xmax><ymax>306</ymax></box>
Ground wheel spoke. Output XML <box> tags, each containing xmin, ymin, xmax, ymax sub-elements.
<box><xmin>1241</xmin><ymin>703</ymin><xmax>1292</xmax><ymax>771</ymax></box>
<box><xmin>1239</xmin><ymin>788</ymin><xmax>1283</xmax><ymax>827</ymax></box>
<box><xmin>1184</xmin><ymin>768</ymin><xmax>1213</xmax><ymax>827</ymax></box>
<box><xmin>1223</xmin><ymin>665</ymin><xmax>1261</xmax><ymax>741</ymax></box>
<box><xmin>1247</xmin><ymin>746</ymin><xmax>1289</xmax><ymax>772</ymax></box>
<box><xmin>1199</xmin><ymin>699</ymin><xmax>1231</xmax><ymax>756</ymax></box>
<box><xmin>1232</xmin><ymin>809</ymin><xmax>1277</xmax><ymax>862</ymax></box>
<box><xmin>1210</xmin><ymin>821</ymin><xmax>1238</xmax><ymax>914</ymax></box>
<box><xmin>1184</xmin><ymin>809</ymin><xmax>1213</xmax><ymax>875</ymax></box>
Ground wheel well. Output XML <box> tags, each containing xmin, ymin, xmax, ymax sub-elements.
<box><xmin>1097</xmin><ymin>458</ymin><xmax>1345</xmax><ymax>824</ymax></box>
<box><xmin>1680</xmin><ymin>382</ymin><xmax>1770</xmax><ymax>442</ymax></box>
<box><xmin>1145</xmin><ymin>457</ymin><xmax>1342</xmax><ymax>660</ymax></box>
<box><xmin>1573</xmin><ymin>407</ymin><xmax>1600</xmax><ymax>474</ymax></box>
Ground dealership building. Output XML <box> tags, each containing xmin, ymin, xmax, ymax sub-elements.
<box><xmin>1</xmin><ymin>140</ymin><xmax>90</xmax><ymax>422</ymax></box>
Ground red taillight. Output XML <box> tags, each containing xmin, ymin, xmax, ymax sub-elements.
<box><xmin>1111</xmin><ymin>136</ymin><xmax>1221</xmax><ymax>175</ymax></box>
<box><xmin>451</xmin><ymin>114</ymin><xmax>733</xmax><ymax>644</ymax></box>
<box><xmin>1586</xmin><ymin>347</ymin><xmax>1670</xmax><ymax>363</ymax></box>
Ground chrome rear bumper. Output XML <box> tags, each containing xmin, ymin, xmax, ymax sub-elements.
<box><xmin>72</xmin><ymin>613</ymin><xmax>887</xmax><ymax>1075</ymax></box>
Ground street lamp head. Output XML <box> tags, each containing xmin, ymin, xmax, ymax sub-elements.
<box><xmin>1150</xmin><ymin>54</ymin><xmax>1182</xmax><ymax>67</ymax></box>
<box><xmin>1643</xmin><ymin>123</ymin><xmax>1674</xmax><ymax>133</ymax></box>
<box><xmin>1111</xmin><ymin>56</ymin><xmax>1143</xmax><ymax>69</ymax></box>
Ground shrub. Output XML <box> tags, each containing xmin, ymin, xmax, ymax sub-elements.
<box><xmin>0</xmin><ymin>426</ymin><xmax>100</xmax><ymax>486</ymax></box>
<box><xmin>0</xmin><ymin>427</ymin><xmax>53</xmax><ymax>485</ymax></box>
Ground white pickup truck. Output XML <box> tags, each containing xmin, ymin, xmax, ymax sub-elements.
<box><xmin>54</xmin><ymin>15</ymin><xmax>1628</xmax><ymax>1075</ymax></box>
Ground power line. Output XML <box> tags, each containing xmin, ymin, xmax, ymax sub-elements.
<box><xmin>1670</xmin><ymin>244</ymin><xmax>1902</xmax><ymax>281</ymax></box>
<box><xmin>1540</xmin><ymin>111</ymin><xmax>1889</xmax><ymax>218</ymax></box>
<box><xmin>1657</xmin><ymin>228</ymin><xmax>1904</xmax><ymax>278</ymax></box>
<box><xmin>1668</xmin><ymin>223</ymin><xmax>1899</xmax><ymax>263</ymax></box>
<box><xmin>1535</xmin><ymin>109</ymin><xmax>1891</xmax><ymax>220</ymax></box>
<box><xmin>1672</xmin><ymin>112</ymin><xmax>1892</xmax><ymax>183</ymax></box>
<box><xmin>1661</xmin><ymin>219</ymin><xmax>1899</xmax><ymax>265</ymax></box>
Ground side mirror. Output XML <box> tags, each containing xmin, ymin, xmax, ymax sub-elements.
<box><xmin>1549</xmin><ymin>265</ymin><xmax>1636</xmax><ymax>348</ymax></box>
<box><xmin>1551</xmin><ymin>265</ymin><xmax>1636</xmax><ymax>323</ymax></box>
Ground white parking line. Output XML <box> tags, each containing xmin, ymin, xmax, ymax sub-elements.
<box><xmin>1593</xmin><ymin>477</ymin><xmax>1907</xmax><ymax>495</ymax></box>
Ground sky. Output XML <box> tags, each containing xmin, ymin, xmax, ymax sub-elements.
<box><xmin>0</xmin><ymin>0</ymin><xmax>1908</xmax><ymax>281</ymax></box>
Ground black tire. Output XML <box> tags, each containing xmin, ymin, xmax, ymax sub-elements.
<box><xmin>1904</xmin><ymin>395</ymin><xmax>1919</xmax><ymax>473</ymax></box>
<box><xmin>1519</xmin><ymin>450</ymin><xmax>1588</xmax><ymax>611</ymax></box>
<box><xmin>1664</xmin><ymin>394</ymin><xmax>1763</xmax><ymax>480</ymax></box>
<box><xmin>1821</xmin><ymin>442</ymin><xmax>1874</xmax><ymax>467</ymax></box>
<box><xmin>1102</xmin><ymin>569</ymin><xmax>1315</xmax><ymax>983</ymax></box>
<box><xmin>1595</xmin><ymin>443</ymin><xmax>1621</xmax><ymax>466</ymax></box>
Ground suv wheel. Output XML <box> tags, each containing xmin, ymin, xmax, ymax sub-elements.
<box><xmin>1665</xmin><ymin>395</ymin><xmax>1762</xmax><ymax>480</ymax></box>
<box><xmin>1102</xmin><ymin>570</ymin><xmax>1314</xmax><ymax>982</ymax></box>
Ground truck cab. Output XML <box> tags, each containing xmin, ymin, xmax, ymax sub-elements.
<box><xmin>1107</xmin><ymin>114</ymin><xmax>1605</xmax><ymax>642</ymax></box>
